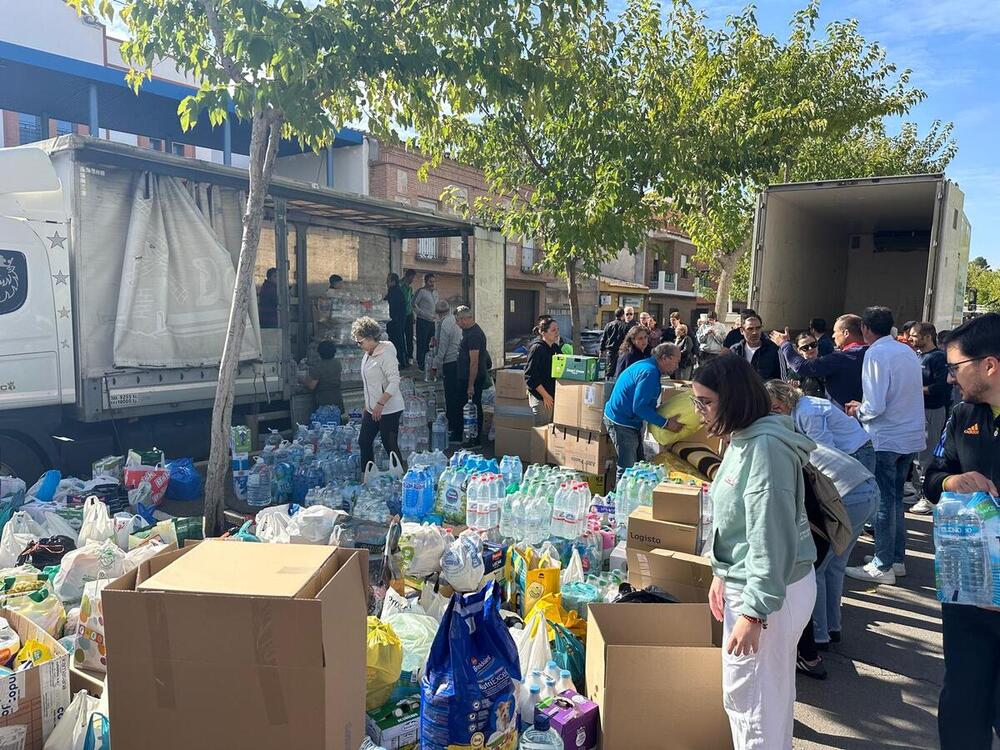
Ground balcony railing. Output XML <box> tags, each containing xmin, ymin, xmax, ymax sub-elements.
<box><xmin>649</xmin><ymin>271</ymin><xmax>678</xmax><ymax>292</ymax></box>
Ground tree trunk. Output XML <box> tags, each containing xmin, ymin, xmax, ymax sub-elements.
<box><xmin>203</xmin><ymin>110</ymin><xmax>282</xmax><ymax>537</ymax></box>
<box><xmin>565</xmin><ymin>258</ymin><xmax>582</xmax><ymax>351</ymax></box>
<box><xmin>714</xmin><ymin>254</ymin><xmax>738</xmax><ymax>318</ymax></box>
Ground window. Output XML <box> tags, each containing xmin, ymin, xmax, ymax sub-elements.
<box><xmin>17</xmin><ymin>114</ymin><xmax>42</xmax><ymax>145</ymax></box>
<box><xmin>506</xmin><ymin>244</ymin><xmax>517</xmax><ymax>266</ymax></box>
<box><xmin>521</xmin><ymin>238</ymin><xmax>536</xmax><ymax>271</ymax></box>
<box><xmin>416</xmin><ymin>200</ymin><xmax>439</xmax><ymax>259</ymax></box>
<box><xmin>0</xmin><ymin>250</ymin><xmax>28</xmax><ymax>315</ymax></box>
<box><xmin>54</xmin><ymin>120</ymin><xmax>73</xmax><ymax>136</ymax></box>
<box><xmin>147</xmin><ymin>138</ymin><xmax>163</xmax><ymax>151</ymax></box>
<box><xmin>680</xmin><ymin>254</ymin><xmax>689</xmax><ymax>268</ymax></box>
<box><xmin>171</xmin><ymin>142</ymin><xmax>185</xmax><ymax>156</ymax></box>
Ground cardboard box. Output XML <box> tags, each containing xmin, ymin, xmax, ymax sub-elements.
<box><xmin>551</xmin><ymin>354</ymin><xmax>599</xmax><ymax>382</ymax></box>
<box><xmin>652</xmin><ymin>483</ymin><xmax>705</xmax><ymax>525</ymax></box>
<box><xmin>586</xmin><ymin>603</ymin><xmax>732</xmax><ymax>750</ymax></box>
<box><xmin>583</xmin><ymin>464</ymin><xmax>615</xmax><ymax>496</ymax></box>
<box><xmin>0</xmin><ymin>609</ymin><xmax>71</xmax><ymax>749</ymax></box>
<box><xmin>539</xmin><ymin>691</ymin><xmax>599</xmax><ymax>750</ymax></box>
<box><xmin>546</xmin><ymin>425</ymin><xmax>616</xmax><ymax>475</ymax></box>
<box><xmin>553</xmin><ymin>381</ymin><xmax>611</xmax><ymax>432</ymax></box>
<box><xmin>493</xmin><ymin>397</ymin><xmax>535</xmax><ymax>430</ymax></box>
<box><xmin>494</xmin><ymin>425</ymin><xmax>548</xmax><ymax>466</ymax></box>
<box><xmin>627</xmin><ymin>505</ymin><xmax>700</xmax><ymax>554</ymax></box>
<box><xmin>495</xmin><ymin>369</ymin><xmax>528</xmax><ymax>400</ymax></box>
<box><xmin>366</xmin><ymin>696</ymin><xmax>420</xmax><ymax>749</ymax></box>
<box><xmin>105</xmin><ymin>541</ymin><xmax>369</xmax><ymax>750</ymax></box>
<box><xmin>626</xmin><ymin>548</ymin><xmax>714</xmax><ymax>604</ymax></box>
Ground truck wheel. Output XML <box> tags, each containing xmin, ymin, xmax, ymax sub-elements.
<box><xmin>0</xmin><ymin>435</ymin><xmax>46</xmax><ymax>483</ymax></box>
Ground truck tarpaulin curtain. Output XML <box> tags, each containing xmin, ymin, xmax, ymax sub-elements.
<box><xmin>112</xmin><ymin>173</ymin><xmax>261</xmax><ymax>368</ymax></box>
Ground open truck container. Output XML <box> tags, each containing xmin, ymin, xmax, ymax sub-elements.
<box><xmin>0</xmin><ymin>135</ymin><xmax>503</xmax><ymax>479</ymax></box>
<box><xmin>749</xmin><ymin>174</ymin><xmax>972</xmax><ymax>332</ymax></box>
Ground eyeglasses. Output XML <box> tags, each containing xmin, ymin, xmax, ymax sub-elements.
<box><xmin>354</xmin><ymin>338</ymin><xmax>366</xmax><ymax>346</ymax></box>
<box><xmin>690</xmin><ymin>395</ymin><xmax>712</xmax><ymax>413</ymax></box>
<box><xmin>798</xmin><ymin>342</ymin><xmax>818</xmax><ymax>352</ymax></box>
<box><xmin>946</xmin><ymin>357</ymin><xmax>984</xmax><ymax>376</ymax></box>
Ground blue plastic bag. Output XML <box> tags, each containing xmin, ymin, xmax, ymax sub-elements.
<box><xmin>420</xmin><ymin>582</ymin><xmax>521</xmax><ymax>749</ymax></box>
<box><xmin>165</xmin><ymin>458</ymin><xmax>203</xmax><ymax>501</ymax></box>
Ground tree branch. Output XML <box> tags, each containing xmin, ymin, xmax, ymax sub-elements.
<box><xmin>515</xmin><ymin>120</ymin><xmax>549</xmax><ymax>178</ymax></box>
<box><xmin>200</xmin><ymin>0</ymin><xmax>243</xmax><ymax>83</ymax></box>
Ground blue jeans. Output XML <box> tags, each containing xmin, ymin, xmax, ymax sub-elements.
<box><xmin>813</xmin><ymin>478</ymin><xmax>879</xmax><ymax>642</ymax></box>
<box><xmin>604</xmin><ymin>417</ymin><xmax>642</xmax><ymax>483</ymax></box>
<box><xmin>873</xmin><ymin>451</ymin><xmax>915</xmax><ymax>570</ymax></box>
<box><xmin>850</xmin><ymin>441</ymin><xmax>876</xmax><ymax>473</ymax></box>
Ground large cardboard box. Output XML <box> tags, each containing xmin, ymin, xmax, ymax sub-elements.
<box><xmin>652</xmin><ymin>483</ymin><xmax>705</xmax><ymax>524</ymax></box>
<box><xmin>626</xmin><ymin>548</ymin><xmax>714</xmax><ymax>603</ymax></box>
<box><xmin>553</xmin><ymin>381</ymin><xmax>611</xmax><ymax>432</ymax></box>
<box><xmin>493</xmin><ymin>397</ymin><xmax>535</xmax><ymax>430</ymax></box>
<box><xmin>0</xmin><ymin>609</ymin><xmax>71</xmax><ymax>749</ymax></box>
<box><xmin>495</xmin><ymin>369</ymin><xmax>528</xmax><ymax>400</ymax></box>
<box><xmin>586</xmin><ymin>603</ymin><xmax>732</xmax><ymax>750</ymax></box>
<box><xmin>627</xmin><ymin>505</ymin><xmax>699</xmax><ymax>554</ymax></box>
<box><xmin>546</xmin><ymin>425</ymin><xmax>615</xmax><ymax>475</ymax></box>
<box><xmin>494</xmin><ymin>425</ymin><xmax>548</xmax><ymax>466</ymax></box>
<box><xmin>104</xmin><ymin>541</ymin><xmax>369</xmax><ymax>750</ymax></box>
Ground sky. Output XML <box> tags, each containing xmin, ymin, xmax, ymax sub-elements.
<box><xmin>608</xmin><ymin>0</ymin><xmax>1000</xmax><ymax>265</ymax></box>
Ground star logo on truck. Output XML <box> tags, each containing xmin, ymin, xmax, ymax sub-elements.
<box><xmin>47</xmin><ymin>231</ymin><xmax>66</xmax><ymax>249</ymax></box>
<box><xmin>52</xmin><ymin>269</ymin><xmax>68</xmax><ymax>285</ymax></box>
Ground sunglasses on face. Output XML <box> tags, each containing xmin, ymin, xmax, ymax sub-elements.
<box><xmin>799</xmin><ymin>342</ymin><xmax>818</xmax><ymax>351</ymax></box>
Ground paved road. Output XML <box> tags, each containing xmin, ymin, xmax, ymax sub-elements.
<box><xmin>793</xmin><ymin>510</ymin><xmax>963</xmax><ymax>750</ymax></box>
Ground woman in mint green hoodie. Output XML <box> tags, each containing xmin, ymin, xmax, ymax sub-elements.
<box><xmin>692</xmin><ymin>355</ymin><xmax>817</xmax><ymax>749</ymax></box>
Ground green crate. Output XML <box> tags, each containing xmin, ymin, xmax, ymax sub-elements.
<box><xmin>173</xmin><ymin>516</ymin><xmax>205</xmax><ymax>544</ymax></box>
<box><xmin>551</xmin><ymin>354</ymin><xmax>599</xmax><ymax>382</ymax></box>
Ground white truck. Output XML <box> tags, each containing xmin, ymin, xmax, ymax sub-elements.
<box><xmin>0</xmin><ymin>135</ymin><xmax>492</xmax><ymax>481</ymax></box>
<box><xmin>749</xmin><ymin>174</ymin><xmax>972</xmax><ymax>332</ymax></box>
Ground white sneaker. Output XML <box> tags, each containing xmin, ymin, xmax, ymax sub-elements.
<box><xmin>863</xmin><ymin>556</ymin><xmax>907</xmax><ymax>577</ymax></box>
<box><xmin>910</xmin><ymin>498</ymin><xmax>935</xmax><ymax>515</ymax></box>
<box><xmin>845</xmin><ymin>562</ymin><xmax>896</xmax><ymax>585</ymax></box>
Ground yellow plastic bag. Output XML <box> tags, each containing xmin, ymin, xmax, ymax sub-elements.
<box><xmin>366</xmin><ymin>616</ymin><xmax>403</xmax><ymax>711</ymax></box>
<box><xmin>0</xmin><ymin>579</ymin><xmax>66</xmax><ymax>638</ymax></box>
<box><xmin>524</xmin><ymin>593</ymin><xmax>587</xmax><ymax>641</ymax></box>
<box><xmin>647</xmin><ymin>388</ymin><xmax>703</xmax><ymax>446</ymax></box>
<box><xmin>505</xmin><ymin>545</ymin><xmax>561</xmax><ymax>617</ymax></box>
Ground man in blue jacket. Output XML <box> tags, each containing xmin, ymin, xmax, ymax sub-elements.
<box><xmin>603</xmin><ymin>342</ymin><xmax>683</xmax><ymax>481</ymax></box>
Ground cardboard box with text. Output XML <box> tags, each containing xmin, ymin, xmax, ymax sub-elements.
<box><xmin>104</xmin><ymin>541</ymin><xmax>369</xmax><ymax>750</ymax></box>
<box><xmin>627</xmin><ymin>505</ymin><xmax>700</xmax><ymax>554</ymax></box>
<box><xmin>553</xmin><ymin>381</ymin><xmax>612</xmax><ymax>433</ymax></box>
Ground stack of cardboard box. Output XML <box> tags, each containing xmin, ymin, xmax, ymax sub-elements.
<box><xmin>626</xmin><ymin>482</ymin><xmax>706</xmax><ymax>555</ymax></box>
<box><xmin>492</xmin><ymin>369</ymin><xmax>548</xmax><ymax>465</ymax></box>
<box><xmin>546</xmin><ymin>381</ymin><xmax>616</xmax><ymax>487</ymax></box>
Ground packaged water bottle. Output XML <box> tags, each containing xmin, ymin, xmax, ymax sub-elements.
<box><xmin>521</xmin><ymin>684</ymin><xmax>542</xmax><ymax>732</ymax></box>
<box><xmin>463</xmin><ymin>400</ymin><xmax>479</xmax><ymax>443</ymax></box>
<box><xmin>545</xmin><ymin>660</ymin><xmax>560</xmax><ymax>683</ymax></box>
<box><xmin>246</xmin><ymin>457</ymin><xmax>273</xmax><ymax>507</ymax></box>
<box><xmin>432</xmin><ymin>411</ymin><xmax>449</xmax><ymax>452</ymax></box>
<box><xmin>556</xmin><ymin>670</ymin><xmax>574</xmax><ymax>694</ymax></box>
<box><xmin>402</xmin><ymin>469</ymin><xmax>423</xmax><ymax>521</ymax></box>
<box><xmin>271</xmin><ymin>461</ymin><xmax>293</xmax><ymax>503</ymax></box>
<box><xmin>935</xmin><ymin>494</ymin><xmax>992</xmax><ymax>605</ymax></box>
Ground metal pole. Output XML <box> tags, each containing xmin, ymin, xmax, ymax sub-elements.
<box><xmin>223</xmin><ymin>117</ymin><xmax>232</xmax><ymax>166</ymax></box>
<box><xmin>326</xmin><ymin>147</ymin><xmax>334</xmax><ymax>188</ymax></box>
<box><xmin>88</xmin><ymin>84</ymin><xmax>99</xmax><ymax>137</ymax></box>
<box><xmin>461</xmin><ymin>232</ymin><xmax>471</xmax><ymax>305</ymax></box>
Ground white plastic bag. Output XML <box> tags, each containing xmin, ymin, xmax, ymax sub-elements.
<box><xmin>399</xmin><ymin>523</ymin><xmax>449</xmax><ymax>578</ymax></box>
<box><xmin>113</xmin><ymin>513</ymin><xmax>145</xmax><ymax>551</ymax></box>
<box><xmin>255</xmin><ymin>505</ymin><xmax>294</xmax><ymax>544</ymax></box>
<box><xmin>285</xmin><ymin>506</ymin><xmax>347</xmax><ymax>545</ymax></box>
<box><xmin>44</xmin><ymin>689</ymin><xmax>100</xmax><ymax>750</ymax></box>
<box><xmin>123</xmin><ymin>539</ymin><xmax>168</xmax><ymax>572</ymax></box>
<box><xmin>561</xmin><ymin>547</ymin><xmax>585</xmax><ymax>586</ymax></box>
<box><xmin>380</xmin><ymin>586</ymin><xmax>426</xmax><ymax>620</ymax></box>
<box><xmin>385</xmin><ymin>612</ymin><xmax>439</xmax><ymax>676</ymax></box>
<box><xmin>53</xmin><ymin>540</ymin><xmax>126</xmax><ymax>605</ymax></box>
<box><xmin>0</xmin><ymin>511</ymin><xmax>42</xmax><ymax>567</ymax></box>
<box><xmin>418</xmin><ymin>581</ymin><xmax>450</xmax><ymax>622</ymax></box>
<box><xmin>513</xmin><ymin>609</ymin><xmax>553</xmax><ymax>685</ymax></box>
<box><xmin>78</xmin><ymin>497</ymin><xmax>116</xmax><ymax>547</ymax></box>
<box><xmin>440</xmin><ymin>530</ymin><xmax>485</xmax><ymax>593</ymax></box>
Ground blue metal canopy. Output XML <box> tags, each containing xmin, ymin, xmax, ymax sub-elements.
<box><xmin>0</xmin><ymin>39</ymin><xmax>364</xmax><ymax>156</ymax></box>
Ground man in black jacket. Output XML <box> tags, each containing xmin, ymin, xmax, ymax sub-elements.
<box><xmin>599</xmin><ymin>308</ymin><xmax>632</xmax><ymax>379</ymax></box>
<box><xmin>908</xmin><ymin>321</ymin><xmax>951</xmax><ymax>514</ymax></box>
<box><xmin>729</xmin><ymin>314</ymin><xmax>785</xmax><ymax>380</ymax></box>
<box><xmin>770</xmin><ymin>313</ymin><xmax>867</xmax><ymax>408</ymax></box>
<box><xmin>924</xmin><ymin>313</ymin><xmax>1000</xmax><ymax>750</ymax></box>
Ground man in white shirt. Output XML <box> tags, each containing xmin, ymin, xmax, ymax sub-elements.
<box><xmin>429</xmin><ymin>300</ymin><xmax>463</xmax><ymax>442</ymax></box>
<box><xmin>412</xmin><ymin>273</ymin><xmax>439</xmax><ymax>371</ymax></box>
<box><xmin>696</xmin><ymin>310</ymin><xmax>727</xmax><ymax>364</ymax></box>
<box><xmin>844</xmin><ymin>306</ymin><xmax>926</xmax><ymax>585</ymax></box>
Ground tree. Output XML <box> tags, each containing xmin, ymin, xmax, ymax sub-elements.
<box><xmin>654</xmin><ymin>1</ymin><xmax>939</xmax><ymax>314</ymax></box>
<box><xmin>423</xmin><ymin>0</ymin><xmax>662</xmax><ymax>348</ymax></box>
<box><xmin>75</xmin><ymin>0</ymin><xmax>549</xmax><ymax>534</ymax></box>
<box><xmin>968</xmin><ymin>258</ymin><xmax>1000</xmax><ymax>312</ymax></box>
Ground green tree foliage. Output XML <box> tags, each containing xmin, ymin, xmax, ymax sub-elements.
<box><xmin>967</xmin><ymin>258</ymin><xmax>1000</xmax><ymax>312</ymax></box>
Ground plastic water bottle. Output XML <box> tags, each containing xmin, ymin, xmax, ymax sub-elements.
<box><xmin>271</xmin><ymin>461</ymin><xmax>293</xmax><ymax>504</ymax></box>
<box><xmin>463</xmin><ymin>400</ymin><xmax>478</xmax><ymax>443</ymax></box>
<box><xmin>432</xmin><ymin>410</ymin><xmax>449</xmax><ymax>452</ymax></box>
<box><xmin>466</xmin><ymin>476</ymin><xmax>480</xmax><ymax>528</ymax></box>
<box><xmin>935</xmin><ymin>495</ymin><xmax>991</xmax><ymax>605</ymax></box>
<box><xmin>521</xmin><ymin>684</ymin><xmax>542</xmax><ymax>732</ymax></box>
<box><xmin>519</xmin><ymin>713</ymin><xmax>564</xmax><ymax>750</ymax></box>
<box><xmin>545</xmin><ymin>660</ymin><xmax>560</xmax><ymax>683</ymax></box>
<box><xmin>556</xmin><ymin>670</ymin><xmax>574</xmax><ymax>695</ymax></box>
<box><xmin>246</xmin><ymin>457</ymin><xmax>273</xmax><ymax>507</ymax></box>
<box><xmin>542</xmin><ymin>677</ymin><xmax>557</xmax><ymax>701</ymax></box>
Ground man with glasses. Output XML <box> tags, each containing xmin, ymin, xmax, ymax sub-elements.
<box><xmin>844</xmin><ymin>306</ymin><xmax>925</xmax><ymax>585</ymax></box>
<box><xmin>771</xmin><ymin>313</ymin><xmax>867</xmax><ymax>409</ymax></box>
<box><xmin>923</xmin><ymin>313</ymin><xmax>1000</xmax><ymax>750</ymax></box>
<box><xmin>908</xmin><ymin>322</ymin><xmax>951</xmax><ymax>515</ymax></box>
<box><xmin>729</xmin><ymin>314</ymin><xmax>785</xmax><ymax>380</ymax></box>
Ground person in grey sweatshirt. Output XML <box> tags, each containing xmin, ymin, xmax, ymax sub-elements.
<box><xmin>691</xmin><ymin>355</ymin><xmax>817</xmax><ymax>750</ymax></box>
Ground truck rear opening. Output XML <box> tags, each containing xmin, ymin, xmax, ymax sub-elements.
<box><xmin>750</xmin><ymin>175</ymin><xmax>970</xmax><ymax>332</ymax></box>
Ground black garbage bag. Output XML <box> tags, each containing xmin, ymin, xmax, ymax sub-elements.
<box><xmin>613</xmin><ymin>583</ymin><xmax>680</xmax><ymax>604</ymax></box>
<box><xmin>16</xmin><ymin>535</ymin><xmax>77</xmax><ymax>568</ymax></box>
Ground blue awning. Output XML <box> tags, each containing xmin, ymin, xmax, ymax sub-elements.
<box><xmin>0</xmin><ymin>40</ymin><xmax>363</xmax><ymax>155</ymax></box>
